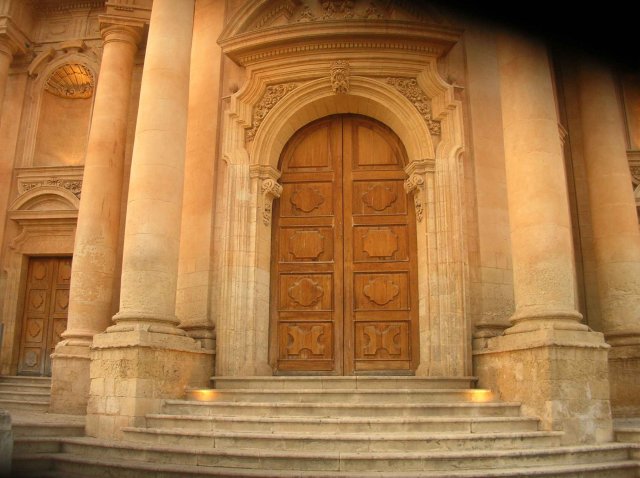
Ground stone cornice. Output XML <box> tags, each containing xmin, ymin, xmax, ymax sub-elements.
<box><xmin>104</xmin><ymin>0</ymin><xmax>151</xmax><ymax>25</ymax></box>
<box><xmin>220</xmin><ymin>20</ymin><xmax>461</xmax><ymax>66</ymax></box>
<box><xmin>0</xmin><ymin>16</ymin><xmax>30</xmax><ymax>55</ymax></box>
<box><xmin>30</xmin><ymin>0</ymin><xmax>105</xmax><ymax>15</ymax></box>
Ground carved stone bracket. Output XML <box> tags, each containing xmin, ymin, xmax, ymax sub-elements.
<box><xmin>386</xmin><ymin>77</ymin><xmax>441</xmax><ymax>136</ymax></box>
<box><xmin>246</xmin><ymin>83</ymin><xmax>298</xmax><ymax>141</ymax></box>
<box><xmin>250</xmin><ymin>165</ymin><xmax>283</xmax><ymax>226</ymax></box>
<box><xmin>330</xmin><ymin>60</ymin><xmax>350</xmax><ymax>94</ymax></box>
<box><xmin>404</xmin><ymin>159</ymin><xmax>435</xmax><ymax>223</ymax></box>
<box><xmin>261</xmin><ymin>178</ymin><xmax>283</xmax><ymax>225</ymax></box>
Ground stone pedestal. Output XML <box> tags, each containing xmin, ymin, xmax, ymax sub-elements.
<box><xmin>474</xmin><ymin>329</ymin><xmax>612</xmax><ymax>444</ymax></box>
<box><xmin>86</xmin><ymin>330</ymin><xmax>213</xmax><ymax>439</ymax></box>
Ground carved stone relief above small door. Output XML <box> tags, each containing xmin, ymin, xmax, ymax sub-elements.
<box><xmin>270</xmin><ymin>114</ymin><xmax>419</xmax><ymax>375</ymax></box>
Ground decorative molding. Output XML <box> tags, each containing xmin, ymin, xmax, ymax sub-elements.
<box><xmin>246</xmin><ymin>83</ymin><xmax>298</xmax><ymax>141</ymax></box>
<box><xmin>360</xmin><ymin>1</ymin><xmax>385</xmax><ymax>19</ymax></box>
<box><xmin>296</xmin><ymin>5</ymin><xmax>317</xmax><ymax>22</ymax></box>
<box><xmin>386</xmin><ymin>77</ymin><xmax>441</xmax><ymax>135</ymax></box>
<box><xmin>44</xmin><ymin>63</ymin><xmax>94</xmax><ymax>99</ymax></box>
<box><xmin>234</xmin><ymin>40</ymin><xmax>445</xmax><ymax>67</ymax></box>
<box><xmin>16</xmin><ymin>167</ymin><xmax>84</xmax><ymax>199</ymax></box>
<box><xmin>33</xmin><ymin>1</ymin><xmax>106</xmax><ymax>15</ymax></box>
<box><xmin>330</xmin><ymin>60</ymin><xmax>350</xmax><ymax>94</ymax></box>
<box><xmin>20</xmin><ymin>177</ymin><xmax>82</xmax><ymax>198</ymax></box>
<box><xmin>321</xmin><ymin>0</ymin><xmax>356</xmax><ymax>20</ymax></box>
<box><xmin>250</xmin><ymin>0</ymin><xmax>299</xmax><ymax>30</ymax></box>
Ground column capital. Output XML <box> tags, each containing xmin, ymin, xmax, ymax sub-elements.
<box><xmin>99</xmin><ymin>16</ymin><xmax>145</xmax><ymax>47</ymax></box>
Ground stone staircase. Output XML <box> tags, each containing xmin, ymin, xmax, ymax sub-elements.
<box><xmin>12</xmin><ymin>376</ymin><xmax>640</xmax><ymax>477</ymax></box>
<box><xmin>0</xmin><ymin>375</ymin><xmax>51</xmax><ymax>411</ymax></box>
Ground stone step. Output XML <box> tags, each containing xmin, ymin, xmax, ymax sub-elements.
<box><xmin>122</xmin><ymin>427</ymin><xmax>563</xmax><ymax>452</ymax></box>
<box><xmin>184</xmin><ymin>388</ymin><xmax>495</xmax><ymax>404</ymax></box>
<box><xmin>616</xmin><ymin>428</ymin><xmax>640</xmax><ymax>443</ymax></box>
<box><xmin>13</xmin><ymin>437</ymin><xmax>62</xmax><ymax>455</ymax></box>
<box><xmin>13</xmin><ymin>454</ymin><xmax>640</xmax><ymax>478</ymax></box>
<box><xmin>0</xmin><ymin>398</ymin><xmax>49</xmax><ymax>411</ymax></box>
<box><xmin>145</xmin><ymin>413</ymin><xmax>540</xmax><ymax>434</ymax></box>
<box><xmin>0</xmin><ymin>375</ymin><xmax>51</xmax><ymax>385</ymax></box>
<box><xmin>0</xmin><ymin>382</ymin><xmax>52</xmax><ymax>392</ymax></box>
<box><xmin>210</xmin><ymin>376</ymin><xmax>478</xmax><ymax>390</ymax></box>
<box><xmin>163</xmin><ymin>399</ymin><xmax>523</xmax><ymax>418</ymax></box>
<box><xmin>11</xmin><ymin>438</ymin><xmax>638</xmax><ymax>475</ymax></box>
<box><xmin>12</xmin><ymin>422</ymin><xmax>85</xmax><ymax>438</ymax></box>
<box><xmin>0</xmin><ymin>389</ymin><xmax>51</xmax><ymax>401</ymax></box>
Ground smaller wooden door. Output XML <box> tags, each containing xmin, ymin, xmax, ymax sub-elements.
<box><xmin>17</xmin><ymin>257</ymin><xmax>72</xmax><ymax>376</ymax></box>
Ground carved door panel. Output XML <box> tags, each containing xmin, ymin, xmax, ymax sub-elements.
<box><xmin>18</xmin><ymin>257</ymin><xmax>72</xmax><ymax>376</ymax></box>
<box><xmin>343</xmin><ymin>116</ymin><xmax>419</xmax><ymax>373</ymax></box>
<box><xmin>271</xmin><ymin>115</ymin><xmax>418</xmax><ymax>375</ymax></box>
<box><xmin>271</xmin><ymin>117</ymin><xmax>343</xmax><ymax>373</ymax></box>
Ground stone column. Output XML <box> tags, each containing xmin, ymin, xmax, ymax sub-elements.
<box><xmin>499</xmin><ymin>38</ymin><xmax>584</xmax><ymax>333</ymax></box>
<box><xmin>0</xmin><ymin>38</ymin><xmax>13</xmax><ymax>115</ymax></box>
<box><xmin>49</xmin><ymin>22</ymin><xmax>142</xmax><ymax>415</ymax></box>
<box><xmin>87</xmin><ymin>0</ymin><xmax>212</xmax><ymax>439</ymax></box>
<box><xmin>577</xmin><ymin>60</ymin><xmax>640</xmax><ymax>416</ymax></box>
<box><xmin>473</xmin><ymin>33</ymin><xmax>612</xmax><ymax>444</ymax></box>
<box><xmin>0</xmin><ymin>36</ymin><xmax>15</xmax><ymax>275</ymax></box>
<box><xmin>177</xmin><ymin>0</ymin><xmax>226</xmax><ymax>351</ymax></box>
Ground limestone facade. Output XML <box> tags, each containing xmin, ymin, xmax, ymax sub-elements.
<box><xmin>0</xmin><ymin>0</ymin><xmax>638</xmax><ymax>444</ymax></box>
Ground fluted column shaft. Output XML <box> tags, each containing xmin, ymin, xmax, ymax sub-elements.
<box><xmin>62</xmin><ymin>25</ymin><xmax>141</xmax><ymax>346</ymax></box>
<box><xmin>112</xmin><ymin>0</ymin><xmax>195</xmax><ymax>331</ymax></box>
<box><xmin>577</xmin><ymin>61</ymin><xmax>640</xmax><ymax>345</ymax></box>
<box><xmin>497</xmin><ymin>34</ymin><xmax>584</xmax><ymax>332</ymax></box>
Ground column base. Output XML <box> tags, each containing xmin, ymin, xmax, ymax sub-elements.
<box><xmin>86</xmin><ymin>327</ymin><xmax>214</xmax><ymax>439</ymax></box>
<box><xmin>609</xmin><ymin>343</ymin><xmax>640</xmax><ymax>418</ymax></box>
<box><xmin>50</xmin><ymin>342</ymin><xmax>92</xmax><ymax>415</ymax></box>
<box><xmin>473</xmin><ymin>327</ymin><xmax>613</xmax><ymax>444</ymax></box>
<box><xmin>181</xmin><ymin>324</ymin><xmax>216</xmax><ymax>351</ymax></box>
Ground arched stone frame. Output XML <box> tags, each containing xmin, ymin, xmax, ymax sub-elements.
<box><xmin>15</xmin><ymin>45</ymin><xmax>99</xmax><ymax>168</ymax></box>
<box><xmin>214</xmin><ymin>55</ymin><xmax>469</xmax><ymax>377</ymax></box>
<box><xmin>0</xmin><ymin>184</ymin><xmax>79</xmax><ymax>375</ymax></box>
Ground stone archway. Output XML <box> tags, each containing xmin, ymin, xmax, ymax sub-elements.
<box><xmin>213</xmin><ymin>56</ymin><xmax>469</xmax><ymax>377</ymax></box>
<box><xmin>213</xmin><ymin>0</ymin><xmax>468</xmax><ymax>376</ymax></box>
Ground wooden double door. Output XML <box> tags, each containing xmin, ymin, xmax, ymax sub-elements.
<box><xmin>17</xmin><ymin>257</ymin><xmax>71</xmax><ymax>376</ymax></box>
<box><xmin>271</xmin><ymin>115</ymin><xmax>419</xmax><ymax>375</ymax></box>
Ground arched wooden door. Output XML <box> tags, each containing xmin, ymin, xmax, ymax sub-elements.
<box><xmin>270</xmin><ymin>115</ymin><xmax>419</xmax><ymax>375</ymax></box>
